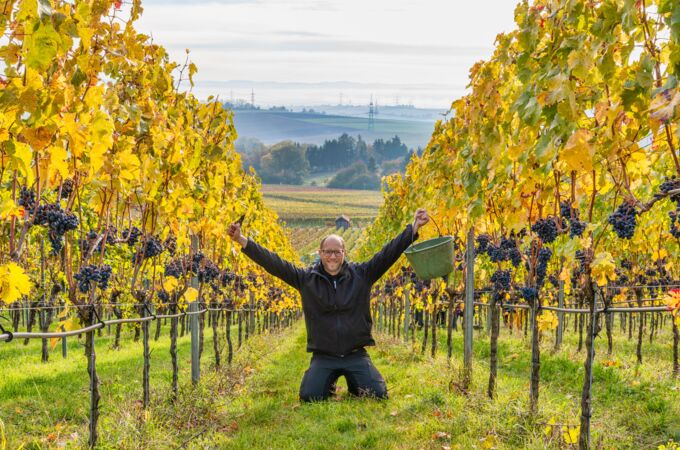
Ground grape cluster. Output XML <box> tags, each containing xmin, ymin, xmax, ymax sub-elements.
<box><xmin>531</xmin><ymin>218</ymin><xmax>558</xmax><ymax>243</ymax></box>
<box><xmin>158</xmin><ymin>290</ymin><xmax>170</xmax><ymax>302</ymax></box>
<box><xmin>132</xmin><ymin>236</ymin><xmax>163</xmax><ymax>264</ymax></box>
<box><xmin>501</xmin><ymin>235</ymin><xmax>522</xmax><ymax>267</ymax></box>
<box><xmin>34</xmin><ymin>203</ymin><xmax>79</xmax><ymax>254</ymax></box>
<box><xmin>475</xmin><ymin>233</ymin><xmax>492</xmax><ymax>254</ymax></box>
<box><xmin>571</xmin><ymin>250</ymin><xmax>588</xmax><ymax>285</ymax></box>
<box><xmin>100</xmin><ymin>226</ymin><xmax>117</xmax><ymax>245</ymax></box>
<box><xmin>233</xmin><ymin>275</ymin><xmax>247</xmax><ymax>292</ymax></box>
<box><xmin>548</xmin><ymin>274</ymin><xmax>559</xmax><ymax>287</ymax></box>
<box><xmin>18</xmin><ymin>186</ymin><xmax>36</xmax><ymax>211</ymax></box>
<box><xmin>122</xmin><ymin>227</ymin><xmax>142</xmax><ymax>246</ymax></box>
<box><xmin>60</xmin><ymin>178</ymin><xmax>74</xmax><ymax>199</ymax></box>
<box><xmin>558</xmin><ymin>201</ymin><xmax>587</xmax><ymax>238</ymax></box>
<box><xmin>482</xmin><ymin>233</ymin><xmax>521</xmax><ymax>266</ymax></box>
<box><xmin>145</xmin><ymin>236</ymin><xmax>164</xmax><ymax>257</ymax></box>
<box><xmin>490</xmin><ymin>269</ymin><xmax>511</xmax><ymax>292</ymax></box>
<box><xmin>520</xmin><ymin>286</ymin><xmax>537</xmax><ymax>301</ymax></box>
<box><xmin>220</xmin><ymin>270</ymin><xmax>235</xmax><ymax>287</ymax></box>
<box><xmin>560</xmin><ymin>201</ymin><xmax>579</xmax><ymax>220</ymax></box>
<box><xmin>670</xmin><ymin>206</ymin><xmax>680</xmax><ymax>238</ymax></box>
<box><xmin>165</xmin><ymin>257</ymin><xmax>188</xmax><ymax>278</ymax></box>
<box><xmin>608</xmin><ymin>202</ymin><xmax>637</xmax><ymax>239</ymax></box>
<box><xmin>569</xmin><ymin>219</ymin><xmax>586</xmax><ymax>238</ymax></box>
<box><xmin>660</xmin><ymin>177</ymin><xmax>680</xmax><ymax>203</ymax></box>
<box><xmin>164</xmin><ymin>234</ymin><xmax>177</xmax><ymax>255</ymax></box>
<box><xmin>74</xmin><ymin>264</ymin><xmax>112</xmax><ymax>293</ymax></box>
<box><xmin>613</xmin><ymin>268</ymin><xmax>629</xmax><ymax>287</ymax></box>
<box><xmin>536</xmin><ymin>247</ymin><xmax>552</xmax><ymax>287</ymax></box>
<box><xmin>486</xmin><ymin>244</ymin><xmax>506</xmax><ymax>263</ymax></box>
<box><xmin>192</xmin><ymin>253</ymin><xmax>220</xmax><ymax>283</ymax></box>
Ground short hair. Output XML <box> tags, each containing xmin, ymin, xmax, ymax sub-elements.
<box><xmin>319</xmin><ymin>234</ymin><xmax>345</xmax><ymax>250</ymax></box>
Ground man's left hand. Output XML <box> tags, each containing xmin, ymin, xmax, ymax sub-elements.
<box><xmin>412</xmin><ymin>208</ymin><xmax>430</xmax><ymax>234</ymax></box>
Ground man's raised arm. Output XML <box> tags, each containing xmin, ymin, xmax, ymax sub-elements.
<box><xmin>362</xmin><ymin>209</ymin><xmax>430</xmax><ymax>284</ymax></box>
<box><xmin>227</xmin><ymin>222</ymin><xmax>304</xmax><ymax>290</ymax></box>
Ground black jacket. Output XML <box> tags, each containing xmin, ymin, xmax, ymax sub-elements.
<box><xmin>242</xmin><ymin>225</ymin><xmax>418</xmax><ymax>356</ymax></box>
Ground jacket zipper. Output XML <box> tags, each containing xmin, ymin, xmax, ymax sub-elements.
<box><xmin>311</xmin><ymin>270</ymin><xmax>343</xmax><ymax>356</ymax></box>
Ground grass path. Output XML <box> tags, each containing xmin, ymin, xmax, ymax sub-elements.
<box><xmin>2</xmin><ymin>318</ymin><xmax>679</xmax><ymax>448</ymax></box>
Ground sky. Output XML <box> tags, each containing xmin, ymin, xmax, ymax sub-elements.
<box><xmin>135</xmin><ymin>0</ymin><xmax>519</xmax><ymax>109</ymax></box>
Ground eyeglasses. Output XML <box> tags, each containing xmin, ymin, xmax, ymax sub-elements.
<box><xmin>320</xmin><ymin>249</ymin><xmax>344</xmax><ymax>257</ymax></box>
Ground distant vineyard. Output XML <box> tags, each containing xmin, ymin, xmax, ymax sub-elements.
<box><xmin>288</xmin><ymin>226</ymin><xmax>366</xmax><ymax>263</ymax></box>
<box><xmin>261</xmin><ymin>185</ymin><xmax>382</xmax><ymax>223</ymax></box>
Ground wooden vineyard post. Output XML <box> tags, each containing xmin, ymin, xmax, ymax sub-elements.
<box><xmin>403</xmin><ymin>289</ymin><xmax>411</xmax><ymax>343</ymax></box>
<box><xmin>226</xmin><ymin>309</ymin><xmax>233</xmax><ymax>365</ymax></box>
<box><xmin>488</xmin><ymin>293</ymin><xmax>500</xmax><ymax>399</ymax></box>
<box><xmin>86</xmin><ymin>307</ymin><xmax>100</xmax><ymax>448</ymax></box>
<box><xmin>529</xmin><ymin>294</ymin><xmax>540</xmax><ymax>415</ymax></box>
<box><xmin>555</xmin><ymin>279</ymin><xmax>565</xmax><ymax>351</ymax></box>
<box><xmin>61</xmin><ymin>325</ymin><xmax>67</xmax><ymax>359</ymax></box>
<box><xmin>190</xmin><ymin>301</ymin><xmax>200</xmax><ymax>385</ymax></box>
<box><xmin>142</xmin><ymin>302</ymin><xmax>151</xmax><ymax>409</ymax></box>
<box><xmin>249</xmin><ymin>291</ymin><xmax>256</xmax><ymax>337</ymax></box>
<box><xmin>579</xmin><ymin>282</ymin><xmax>599</xmax><ymax>450</ymax></box>
<box><xmin>190</xmin><ymin>235</ymin><xmax>201</xmax><ymax>385</ymax></box>
<box><xmin>463</xmin><ymin>227</ymin><xmax>475</xmax><ymax>390</ymax></box>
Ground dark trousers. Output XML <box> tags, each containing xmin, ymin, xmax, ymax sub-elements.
<box><xmin>299</xmin><ymin>349</ymin><xmax>388</xmax><ymax>402</ymax></box>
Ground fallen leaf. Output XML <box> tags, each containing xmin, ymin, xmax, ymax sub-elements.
<box><xmin>433</xmin><ymin>431</ymin><xmax>451</xmax><ymax>440</ymax></box>
<box><xmin>390</xmin><ymin>411</ymin><xmax>398</xmax><ymax>417</ymax></box>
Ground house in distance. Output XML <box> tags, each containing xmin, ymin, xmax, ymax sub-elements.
<box><xmin>335</xmin><ymin>215</ymin><xmax>351</xmax><ymax>230</ymax></box>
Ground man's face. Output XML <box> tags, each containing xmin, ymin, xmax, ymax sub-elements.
<box><xmin>319</xmin><ymin>236</ymin><xmax>345</xmax><ymax>275</ymax></box>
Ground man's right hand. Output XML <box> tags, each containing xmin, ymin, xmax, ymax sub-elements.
<box><xmin>227</xmin><ymin>222</ymin><xmax>248</xmax><ymax>248</ymax></box>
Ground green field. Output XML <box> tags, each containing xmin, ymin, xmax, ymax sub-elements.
<box><xmin>233</xmin><ymin>109</ymin><xmax>436</xmax><ymax>148</ymax></box>
<box><xmin>261</xmin><ymin>184</ymin><xmax>383</xmax><ymax>225</ymax></box>
<box><xmin>2</xmin><ymin>316</ymin><xmax>679</xmax><ymax>449</ymax></box>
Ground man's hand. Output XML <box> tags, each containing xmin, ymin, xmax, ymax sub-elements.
<box><xmin>227</xmin><ymin>222</ymin><xmax>248</xmax><ymax>248</ymax></box>
<box><xmin>412</xmin><ymin>208</ymin><xmax>430</xmax><ymax>234</ymax></box>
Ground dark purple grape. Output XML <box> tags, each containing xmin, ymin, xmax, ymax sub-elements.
<box><xmin>520</xmin><ymin>286</ymin><xmax>537</xmax><ymax>301</ymax></box>
<box><xmin>569</xmin><ymin>220</ymin><xmax>586</xmax><ymax>238</ymax></box>
<box><xmin>60</xmin><ymin>179</ymin><xmax>74</xmax><ymax>199</ymax></box>
<box><xmin>532</xmin><ymin>218</ymin><xmax>558</xmax><ymax>243</ymax></box>
<box><xmin>475</xmin><ymin>233</ymin><xmax>492</xmax><ymax>255</ymax></box>
<box><xmin>608</xmin><ymin>202</ymin><xmax>637</xmax><ymax>239</ymax></box>
<box><xmin>122</xmin><ymin>227</ymin><xmax>142</xmax><ymax>246</ymax></box>
<box><xmin>490</xmin><ymin>270</ymin><xmax>511</xmax><ymax>292</ymax></box>
<box><xmin>560</xmin><ymin>201</ymin><xmax>579</xmax><ymax>220</ymax></box>
<box><xmin>18</xmin><ymin>186</ymin><xmax>36</xmax><ymax>210</ymax></box>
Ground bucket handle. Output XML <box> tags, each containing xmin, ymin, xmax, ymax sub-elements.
<box><xmin>412</xmin><ymin>213</ymin><xmax>444</xmax><ymax>241</ymax></box>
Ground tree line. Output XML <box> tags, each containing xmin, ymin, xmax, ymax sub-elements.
<box><xmin>236</xmin><ymin>134</ymin><xmax>416</xmax><ymax>189</ymax></box>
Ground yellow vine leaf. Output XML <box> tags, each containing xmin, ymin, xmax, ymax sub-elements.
<box><xmin>537</xmin><ymin>310</ymin><xmax>558</xmax><ymax>332</ymax></box>
<box><xmin>591</xmin><ymin>252</ymin><xmax>617</xmax><ymax>287</ymax></box>
<box><xmin>562</xmin><ymin>425</ymin><xmax>579</xmax><ymax>444</ymax></box>
<box><xmin>183</xmin><ymin>287</ymin><xmax>199</xmax><ymax>303</ymax></box>
<box><xmin>0</xmin><ymin>192</ymin><xmax>25</xmax><ymax>221</ymax></box>
<box><xmin>561</xmin><ymin>129</ymin><xmax>594</xmax><ymax>172</ymax></box>
<box><xmin>0</xmin><ymin>263</ymin><xmax>32</xmax><ymax>304</ymax></box>
<box><xmin>664</xmin><ymin>289</ymin><xmax>680</xmax><ymax>326</ymax></box>
<box><xmin>163</xmin><ymin>276</ymin><xmax>179</xmax><ymax>292</ymax></box>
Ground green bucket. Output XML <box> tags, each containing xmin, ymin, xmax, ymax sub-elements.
<box><xmin>404</xmin><ymin>236</ymin><xmax>454</xmax><ymax>280</ymax></box>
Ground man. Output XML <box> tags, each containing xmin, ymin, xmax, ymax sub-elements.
<box><xmin>227</xmin><ymin>209</ymin><xmax>429</xmax><ymax>402</ymax></box>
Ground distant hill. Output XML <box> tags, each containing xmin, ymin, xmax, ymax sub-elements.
<box><xmin>232</xmin><ymin>106</ymin><xmax>444</xmax><ymax>149</ymax></box>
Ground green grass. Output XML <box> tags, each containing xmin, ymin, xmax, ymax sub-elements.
<box><xmin>2</xmin><ymin>314</ymin><xmax>679</xmax><ymax>449</ymax></box>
